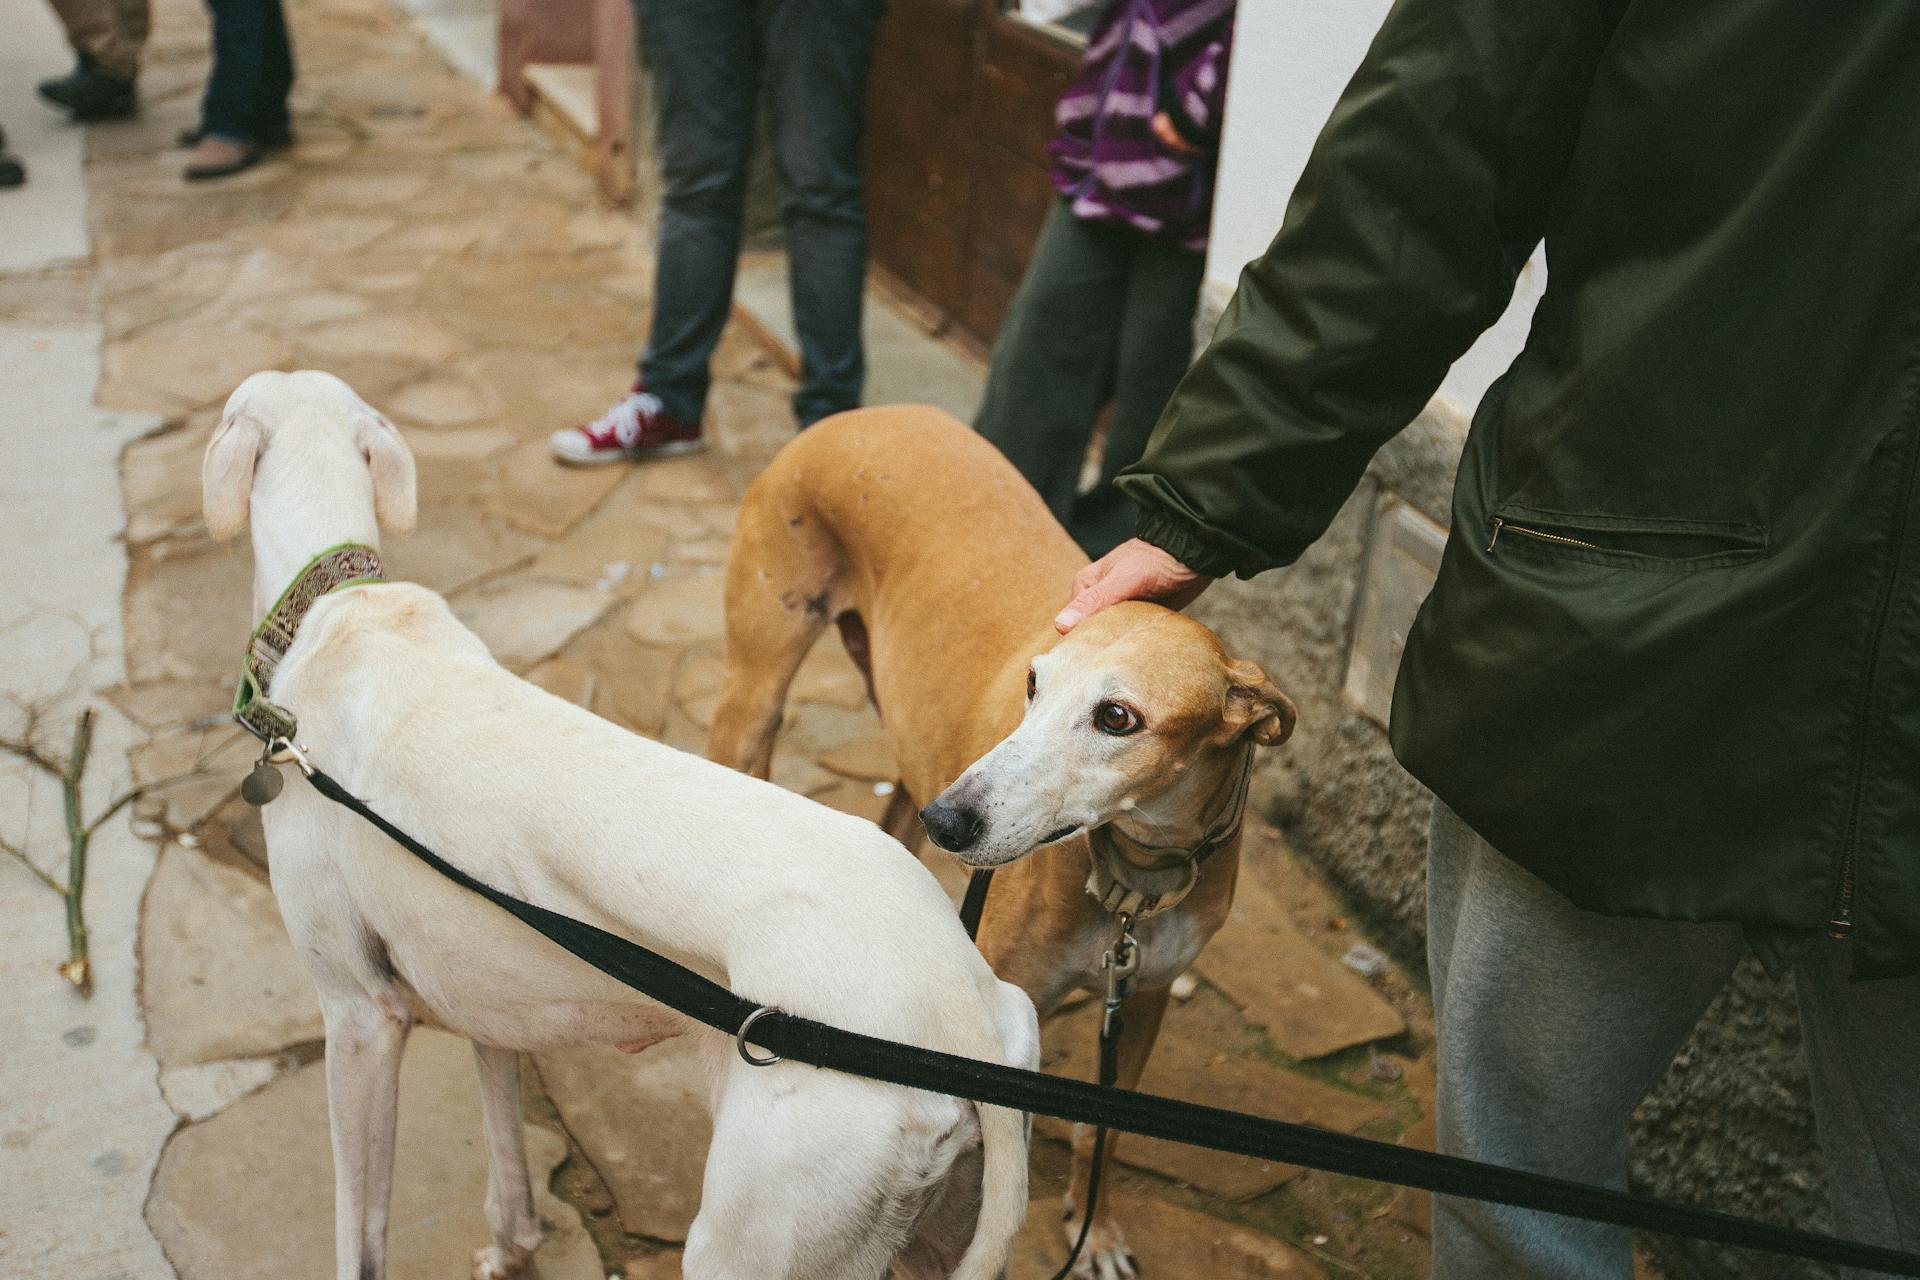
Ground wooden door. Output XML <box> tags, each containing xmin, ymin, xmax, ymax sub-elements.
<box><xmin>864</xmin><ymin>1</ymin><xmax>1086</xmax><ymax>349</ymax></box>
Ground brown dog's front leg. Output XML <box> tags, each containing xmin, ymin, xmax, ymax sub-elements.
<box><xmin>879</xmin><ymin>783</ymin><xmax>921</xmax><ymax>848</ymax></box>
<box><xmin>708</xmin><ymin>675</ymin><xmax>786</xmax><ymax>780</ymax></box>
<box><xmin>1063</xmin><ymin>982</ymin><xmax>1172</xmax><ymax>1278</ymax></box>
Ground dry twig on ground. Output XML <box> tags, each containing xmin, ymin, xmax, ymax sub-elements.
<box><xmin>2</xmin><ymin>686</ymin><xmax>212</xmax><ymax>997</ymax></box>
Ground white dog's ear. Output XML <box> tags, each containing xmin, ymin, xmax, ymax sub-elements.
<box><xmin>354</xmin><ymin>409</ymin><xmax>416</xmax><ymax>533</ymax></box>
<box><xmin>202</xmin><ymin>410</ymin><xmax>265</xmax><ymax>539</ymax></box>
<box><xmin>1222</xmin><ymin>658</ymin><xmax>1296</xmax><ymax>747</ymax></box>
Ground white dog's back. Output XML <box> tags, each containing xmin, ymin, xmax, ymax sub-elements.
<box><xmin>263</xmin><ymin>581</ymin><xmax>1036</xmax><ymax>1280</ymax></box>
<box><xmin>270</xmin><ymin>582</ymin><xmax>1001</xmax><ymax>1045</ymax></box>
<box><xmin>209</xmin><ymin>369</ymin><xmax>1035</xmax><ymax>1280</ymax></box>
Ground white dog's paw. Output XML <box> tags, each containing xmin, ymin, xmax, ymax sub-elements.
<box><xmin>471</xmin><ymin>1243</ymin><xmax>533</xmax><ymax>1280</ymax></box>
<box><xmin>1062</xmin><ymin>1210</ymin><xmax>1139</xmax><ymax>1280</ymax></box>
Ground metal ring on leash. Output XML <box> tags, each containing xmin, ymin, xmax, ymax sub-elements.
<box><xmin>735</xmin><ymin>1005</ymin><xmax>784</xmax><ymax>1066</ymax></box>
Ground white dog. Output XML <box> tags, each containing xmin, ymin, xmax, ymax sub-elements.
<box><xmin>203</xmin><ymin>370</ymin><xmax>1039</xmax><ymax>1280</ymax></box>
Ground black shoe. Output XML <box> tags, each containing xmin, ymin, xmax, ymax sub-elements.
<box><xmin>183</xmin><ymin>135</ymin><xmax>263</xmax><ymax>181</ymax></box>
<box><xmin>179</xmin><ymin>126</ymin><xmax>294</xmax><ymax>150</ymax></box>
<box><xmin>0</xmin><ymin>154</ymin><xmax>24</xmax><ymax>188</ymax></box>
<box><xmin>37</xmin><ymin>60</ymin><xmax>137</xmax><ymax>122</ymax></box>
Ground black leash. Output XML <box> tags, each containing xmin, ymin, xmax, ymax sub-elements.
<box><xmin>957</xmin><ymin>863</ymin><xmax>1116</xmax><ymax>1280</ymax></box>
<box><xmin>958</xmin><ymin>868</ymin><xmax>994</xmax><ymax>940</ymax></box>
<box><xmin>1050</xmin><ymin>989</ymin><xmax>1122</xmax><ymax>1280</ymax></box>
<box><xmin>297</xmin><ymin>765</ymin><xmax>1920</xmax><ymax>1278</ymax></box>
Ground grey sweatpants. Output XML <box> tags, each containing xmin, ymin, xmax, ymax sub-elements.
<box><xmin>1427</xmin><ymin>802</ymin><xmax>1920</xmax><ymax>1280</ymax></box>
<box><xmin>973</xmin><ymin>199</ymin><xmax>1206</xmax><ymax>560</ymax></box>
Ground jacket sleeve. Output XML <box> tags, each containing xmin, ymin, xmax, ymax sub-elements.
<box><xmin>1160</xmin><ymin>24</ymin><xmax>1234</xmax><ymax>150</ymax></box>
<box><xmin>1116</xmin><ymin>0</ymin><xmax>1619</xmax><ymax>578</ymax></box>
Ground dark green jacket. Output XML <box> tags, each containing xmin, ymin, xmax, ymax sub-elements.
<box><xmin>1116</xmin><ymin>0</ymin><xmax>1920</xmax><ymax>979</ymax></box>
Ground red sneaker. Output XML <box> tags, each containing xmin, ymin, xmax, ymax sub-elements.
<box><xmin>549</xmin><ymin>385</ymin><xmax>703</xmax><ymax>465</ymax></box>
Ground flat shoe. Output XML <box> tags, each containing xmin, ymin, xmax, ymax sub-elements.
<box><xmin>37</xmin><ymin>62</ymin><xmax>137</xmax><ymax>121</ymax></box>
<box><xmin>183</xmin><ymin>136</ymin><xmax>262</xmax><ymax>181</ymax></box>
<box><xmin>180</xmin><ymin>126</ymin><xmax>293</xmax><ymax>150</ymax></box>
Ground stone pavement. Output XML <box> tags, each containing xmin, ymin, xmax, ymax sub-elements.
<box><xmin>2</xmin><ymin>0</ymin><xmax>1440</xmax><ymax>1272</ymax></box>
<box><xmin>0</xmin><ymin>3</ymin><xmax>175</xmax><ymax>1277</ymax></box>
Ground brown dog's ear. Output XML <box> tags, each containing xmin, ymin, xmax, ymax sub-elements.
<box><xmin>202</xmin><ymin>410</ymin><xmax>265</xmax><ymax>539</ymax></box>
<box><xmin>353</xmin><ymin>408</ymin><xmax>416</xmax><ymax>534</ymax></box>
<box><xmin>1222</xmin><ymin>658</ymin><xmax>1296</xmax><ymax>747</ymax></box>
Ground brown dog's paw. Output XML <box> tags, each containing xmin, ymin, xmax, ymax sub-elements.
<box><xmin>1063</xmin><ymin>1215</ymin><xmax>1139</xmax><ymax>1280</ymax></box>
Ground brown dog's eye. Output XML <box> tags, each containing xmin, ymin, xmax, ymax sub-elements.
<box><xmin>1026</xmin><ymin>669</ymin><xmax>1037</xmax><ymax>701</ymax></box>
<box><xmin>1094</xmin><ymin>702</ymin><xmax>1140</xmax><ymax>736</ymax></box>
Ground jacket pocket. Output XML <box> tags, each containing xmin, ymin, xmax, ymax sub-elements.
<box><xmin>1485</xmin><ymin>505</ymin><xmax>1768</xmax><ymax>571</ymax></box>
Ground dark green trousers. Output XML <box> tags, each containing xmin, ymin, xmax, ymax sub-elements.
<box><xmin>974</xmin><ymin>200</ymin><xmax>1206</xmax><ymax>558</ymax></box>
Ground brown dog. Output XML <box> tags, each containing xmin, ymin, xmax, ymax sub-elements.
<box><xmin>710</xmin><ymin>406</ymin><xmax>1294</xmax><ymax>1277</ymax></box>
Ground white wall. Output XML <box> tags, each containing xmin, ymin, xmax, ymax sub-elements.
<box><xmin>1204</xmin><ymin>0</ymin><xmax>1545</xmax><ymax>415</ymax></box>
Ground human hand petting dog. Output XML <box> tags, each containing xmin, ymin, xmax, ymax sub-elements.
<box><xmin>1055</xmin><ymin>538</ymin><xmax>1214</xmax><ymax>633</ymax></box>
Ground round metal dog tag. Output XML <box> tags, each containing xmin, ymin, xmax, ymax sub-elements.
<box><xmin>241</xmin><ymin>762</ymin><xmax>284</xmax><ymax>806</ymax></box>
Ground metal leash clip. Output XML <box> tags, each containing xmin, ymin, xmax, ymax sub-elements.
<box><xmin>1101</xmin><ymin>912</ymin><xmax>1139</xmax><ymax>1038</ymax></box>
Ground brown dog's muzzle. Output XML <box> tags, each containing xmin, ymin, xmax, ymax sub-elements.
<box><xmin>920</xmin><ymin>796</ymin><xmax>986</xmax><ymax>853</ymax></box>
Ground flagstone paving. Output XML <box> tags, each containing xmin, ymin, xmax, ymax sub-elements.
<box><xmin>72</xmin><ymin>0</ymin><xmax>1440</xmax><ymax>1273</ymax></box>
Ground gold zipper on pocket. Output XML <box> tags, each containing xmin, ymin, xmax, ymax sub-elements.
<box><xmin>1486</xmin><ymin>517</ymin><xmax>1603</xmax><ymax>554</ymax></box>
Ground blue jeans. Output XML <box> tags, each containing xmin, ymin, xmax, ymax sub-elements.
<box><xmin>636</xmin><ymin>0</ymin><xmax>883</xmax><ymax>428</ymax></box>
<box><xmin>199</xmin><ymin>0</ymin><xmax>293</xmax><ymax>145</ymax></box>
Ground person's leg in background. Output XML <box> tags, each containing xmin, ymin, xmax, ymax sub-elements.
<box><xmin>39</xmin><ymin>0</ymin><xmax>146</xmax><ymax>120</ymax></box>
<box><xmin>974</xmin><ymin>202</ymin><xmax>1129</xmax><ymax>524</ymax></box>
<box><xmin>112</xmin><ymin>0</ymin><xmax>151</xmax><ymax>69</ymax></box>
<box><xmin>1793</xmin><ymin>937</ymin><xmax>1920</xmax><ymax>1277</ymax></box>
<box><xmin>1425</xmin><ymin>802</ymin><xmax>1748</xmax><ymax>1280</ymax></box>
<box><xmin>761</xmin><ymin>0</ymin><xmax>884</xmax><ymax>427</ymax></box>
<box><xmin>253</xmin><ymin>0</ymin><xmax>294</xmax><ymax>145</ymax></box>
<box><xmin>188</xmin><ymin>0</ymin><xmax>294</xmax><ymax>178</ymax></box>
<box><xmin>548</xmin><ymin>0</ymin><xmax>750</xmax><ymax>464</ymax></box>
<box><xmin>636</xmin><ymin>0</ymin><xmax>759</xmax><ymax>429</ymax></box>
<box><xmin>1065</xmin><ymin>231</ymin><xmax>1203</xmax><ymax>557</ymax></box>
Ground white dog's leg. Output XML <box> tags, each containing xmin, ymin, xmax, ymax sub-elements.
<box><xmin>687</xmin><ymin>1066</ymin><xmax>959</xmax><ymax>1280</ymax></box>
<box><xmin>324</xmin><ymin>993</ymin><xmax>411</xmax><ymax>1280</ymax></box>
<box><xmin>895</xmin><ymin>979</ymin><xmax>1041</xmax><ymax>1280</ymax></box>
<box><xmin>470</xmin><ymin>1043</ymin><xmax>542</xmax><ymax>1280</ymax></box>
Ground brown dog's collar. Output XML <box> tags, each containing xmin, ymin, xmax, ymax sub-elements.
<box><xmin>1086</xmin><ymin>746</ymin><xmax>1254</xmax><ymax>917</ymax></box>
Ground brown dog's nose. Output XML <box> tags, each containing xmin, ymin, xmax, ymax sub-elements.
<box><xmin>920</xmin><ymin>800</ymin><xmax>985</xmax><ymax>853</ymax></box>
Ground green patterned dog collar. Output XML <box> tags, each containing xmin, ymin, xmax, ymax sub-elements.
<box><xmin>233</xmin><ymin>542</ymin><xmax>385</xmax><ymax>744</ymax></box>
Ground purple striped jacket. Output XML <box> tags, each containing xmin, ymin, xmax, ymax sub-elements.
<box><xmin>1047</xmin><ymin>0</ymin><xmax>1235</xmax><ymax>249</ymax></box>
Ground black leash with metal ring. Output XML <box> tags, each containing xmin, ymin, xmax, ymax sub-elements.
<box><xmin>251</xmin><ymin>755</ymin><xmax>1920</xmax><ymax>1278</ymax></box>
